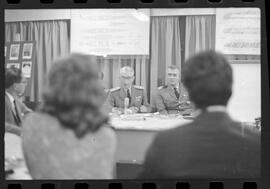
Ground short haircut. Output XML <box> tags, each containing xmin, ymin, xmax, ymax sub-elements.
<box><xmin>5</xmin><ymin>67</ymin><xmax>23</xmax><ymax>89</ymax></box>
<box><xmin>182</xmin><ymin>51</ymin><xmax>233</xmax><ymax>109</ymax></box>
<box><xmin>168</xmin><ymin>65</ymin><xmax>180</xmax><ymax>71</ymax></box>
<box><xmin>41</xmin><ymin>54</ymin><xmax>109</xmax><ymax>138</ymax></box>
<box><xmin>120</xmin><ymin>66</ymin><xmax>134</xmax><ymax>77</ymax></box>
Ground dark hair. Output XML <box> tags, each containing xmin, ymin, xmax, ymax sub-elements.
<box><xmin>5</xmin><ymin>67</ymin><xmax>23</xmax><ymax>89</ymax></box>
<box><xmin>41</xmin><ymin>54</ymin><xmax>109</xmax><ymax>138</ymax></box>
<box><xmin>182</xmin><ymin>51</ymin><xmax>233</xmax><ymax>109</ymax></box>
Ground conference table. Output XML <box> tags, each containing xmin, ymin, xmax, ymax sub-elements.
<box><xmin>111</xmin><ymin>113</ymin><xmax>192</xmax><ymax>178</ymax></box>
<box><xmin>5</xmin><ymin>113</ymin><xmax>192</xmax><ymax>180</ymax></box>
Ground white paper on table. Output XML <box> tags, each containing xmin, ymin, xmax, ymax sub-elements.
<box><xmin>110</xmin><ymin>114</ymin><xmax>192</xmax><ymax>131</ymax></box>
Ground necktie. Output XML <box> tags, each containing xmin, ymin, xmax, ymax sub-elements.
<box><xmin>174</xmin><ymin>87</ymin><xmax>180</xmax><ymax>100</ymax></box>
<box><xmin>13</xmin><ymin>100</ymin><xmax>21</xmax><ymax>125</ymax></box>
<box><xmin>127</xmin><ymin>89</ymin><xmax>131</xmax><ymax>105</ymax></box>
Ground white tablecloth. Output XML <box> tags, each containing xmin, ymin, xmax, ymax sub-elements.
<box><xmin>110</xmin><ymin>113</ymin><xmax>192</xmax><ymax>131</ymax></box>
<box><xmin>5</xmin><ymin>133</ymin><xmax>32</xmax><ymax>180</ymax></box>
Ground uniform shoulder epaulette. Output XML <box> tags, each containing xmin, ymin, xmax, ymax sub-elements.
<box><xmin>158</xmin><ymin>85</ymin><xmax>167</xmax><ymax>90</ymax></box>
<box><xmin>134</xmin><ymin>85</ymin><xmax>144</xmax><ymax>90</ymax></box>
<box><xmin>110</xmin><ymin>87</ymin><xmax>120</xmax><ymax>92</ymax></box>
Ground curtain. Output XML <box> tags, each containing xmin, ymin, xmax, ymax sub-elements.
<box><xmin>5</xmin><ymin>20</ymin><xmax>70</xmax><ymax>102</ymax></box>
<box><xmin>98</xmin><ymin>55</ymin><xmax>150</xmax><ymax>101</ymax></box>
<box><xmin>150</xmin><ymin>16</ymin><xmax>182</xmax><ymax>102</ymax></box>
<box><xmin>185</xmin><ymin>15</ymin><xmax>215</xmax><ymax>60</ymax></box>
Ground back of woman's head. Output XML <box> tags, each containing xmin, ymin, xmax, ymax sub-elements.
<box><xmin>182</xmin><ymin>51</ymin><xmax>233</xmax><ymax>109</ymax></box>
<box><xmin>41</xmin><ymin>54</ymin><xmax>108</xmax><ymax>138</ymax></box>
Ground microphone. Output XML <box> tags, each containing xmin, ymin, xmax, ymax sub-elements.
<box><xmin>124</xmin><ymin>97</ymin><xmax>129</xmax><ymax>113</ymax></box>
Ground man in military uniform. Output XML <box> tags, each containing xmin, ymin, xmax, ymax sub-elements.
<box><xmin>109</xmin><ymin>66</ymin><xmax>151</xmax><ymax>114</ymax></box>
<box><xmin>155</xmin><ymin>65</ymin><xmax>193</xmax><ymax>115</ymax></box>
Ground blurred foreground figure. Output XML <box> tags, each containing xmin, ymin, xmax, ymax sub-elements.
<box><xmin>138</xmin><ymin>51</ymin><xmax>260</xmax><ymax>178</ymax></box>
<box><xmin>22</xmin><ymin>54</ymin><xmax>117</xmax><ymax>179</ymax></box>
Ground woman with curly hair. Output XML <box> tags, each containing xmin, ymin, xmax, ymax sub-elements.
<box><xmin>22</xmin><ymin>54</ymin><xmax>116</xmax><ymax>179</ymax></box>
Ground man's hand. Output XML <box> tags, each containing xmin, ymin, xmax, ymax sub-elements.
<box><xmin>112</xmin><ymin>107</ymin><xmax>124</xmax><ymax>115</ymax></box>
<box><xmin>129</xmin><ymin>106</ymin><xmax>139</xmax><ymax>114</ymax></box>
<box><xmin>140</xmin><ymin>105</ymin><xmax>148</xmax><ymax>113</ymax></box>
<box><xmin>5</xmin><ymin>122</ymin><xmax>21</xmax><ymax>136</ymax></box>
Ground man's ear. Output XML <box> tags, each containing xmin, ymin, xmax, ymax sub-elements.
<box><xmin>12</xmin><ymin>83</ymin><xmax>17</xmax><ymax>90</ymax></box>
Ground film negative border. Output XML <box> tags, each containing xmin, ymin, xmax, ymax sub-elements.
<box><xmin>1</xmin><ymin>180</ymin><xmax>262</xmax><ymax>189</ymax></box>
<box><xmin>0</xmin><ymin>0</ymin><xmax>269</xmax><ymax>189</ymax></box>
<box><xmin>1</xmin><ymin>181</ymin><xmax>261</xmax><ymax>189</ymax></box>
<box><xmin>2</xmin><ymin>0</ymin><xmax>262</xmax><ymax>5</ymax></box>
<box><xmin>1</xmin><ymin>0</ymin><xmax>264</xmax><ymax>8</ymax></box>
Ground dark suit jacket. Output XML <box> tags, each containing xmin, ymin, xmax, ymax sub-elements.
<box><xmin>5</xmin><ymin>94</ymin><xmax>31</xmax><ymax>127</ymax></box>
<box><xmin>138</xmin><ymin>111</ymin><xmax>260</xmax><ymax>178</ymax></box>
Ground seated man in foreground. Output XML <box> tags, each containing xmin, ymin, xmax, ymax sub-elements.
<box><xmin>155</xmin><ymin>65</ymin><xmax>193</xmax><ymax>114</ymax></box>
<box><xmin>138</xmin><ymin>51</ymin><xmax>260</xmax><ymax>178</ymax></box>
<box><xmin>109</xmin><ymin>66</ymin><xmax>151</xmax><ymax>114</ymax></box>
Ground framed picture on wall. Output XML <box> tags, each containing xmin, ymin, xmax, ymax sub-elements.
<box><xmin>22</xmin><ymin>61</ymin><xmax>32</xmax><ymax>78</ymax></box>
<box><xmin>22</xmin><ymin>43</ymin><xmax>33</xmax><ymax>59</ymax></box>
<box><xmin>9</xmin><ymin>44</ymin><xmax>20</xmax><ymax>60</ymax></box>
<box><xmin>6</xmin><ymin>63</ymin><xmax>20</xmax><ymax>69</ymax></box>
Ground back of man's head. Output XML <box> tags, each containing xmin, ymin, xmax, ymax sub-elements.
<box><xmin>182</xmin><ymin>51</ymin><xmax>233</xmax><ymax>109</ymax></box>
<box><xmin>5</xmin><ymin>67</ymin><xmax>22</xmax><ymax>89</ymax></box>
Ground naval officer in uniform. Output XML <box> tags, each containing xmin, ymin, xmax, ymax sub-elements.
<box><xmin>109</xmin><ymin>66</ymin><xmax>151</xmax><ymax>114</ymax></box>
<box><xmin>155</xmin><ymin>65</ymin><xmax>193</xmax><ymax>115</ymax></box>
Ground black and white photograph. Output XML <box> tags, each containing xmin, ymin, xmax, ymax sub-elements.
<box><xmin>21</xmin><ymin>61</ymin><xmax>32</xmax><ymax>78</ymax></box>
<box><xmin>9</xmin><ymin>44</ymin><xmax>20</xmax><ymax>60</ymax></box>
<box><xmin>4</xmin><ymin>8</ymin><xmax>261</xmax><ymax>180</ymax></box>
<box><xmin>22</xmin><ymin>43</ymin><xmax>33</xmax><ymax>59</ymax></box>
<box><xmin>6</xmin><ymin>62</ymin><xmax>20</xmax><ymax>69</ymax></box>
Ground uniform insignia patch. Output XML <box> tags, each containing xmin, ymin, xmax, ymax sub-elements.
<box><xmin>134</xmin><ymin>85</ymin><xmax>144</xmax><ymax>90</ymax></box>
<box><xmin>110</xmin><ymin>87</ymin><xmax>120</xmax><ymax>92</ymax></box>
<box><xmin>158</xmin><ymin>86</ymin><xmax>165</xmax><ymax>90</ymax></box>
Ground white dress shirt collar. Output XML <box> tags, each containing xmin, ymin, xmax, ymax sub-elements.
<box><xmin>169</xmin><ymin>84</ymin><xmax>179</xmax><ymax>91</ymax></box>
<box><xmin>6</xmin><ymin>91</ymin><xmax>15</xmax><ymax>103</ymax></box>
<box><xmin>125</xmin><ymin>87</ymin><xmax>132</xmax><ymax>94</ymax></box>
